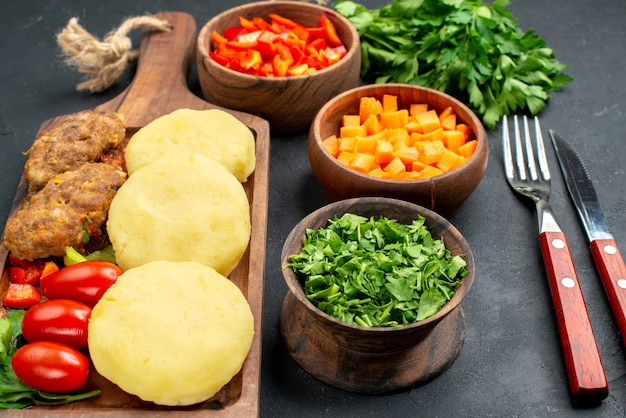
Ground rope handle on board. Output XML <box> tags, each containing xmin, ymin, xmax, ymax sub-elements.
<box><xmin>57</xmin><ymin>15</ymin><xmax>172</xmax><ymax>93</ymax></box>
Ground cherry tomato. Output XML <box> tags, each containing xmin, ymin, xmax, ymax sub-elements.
<box><xmin>22</xmin><ymin>299</ymin><xmax>91</xmax><ymax>349</ymax></box>
<box><xmin>12</xmin><ymin>341</ymin><xmax>90</xmax><ymax>393</ymax></box>
<box><xmin>40</xmin><ymin>260</ymin><xmax>122</xmax><ymax>307</ymax></box>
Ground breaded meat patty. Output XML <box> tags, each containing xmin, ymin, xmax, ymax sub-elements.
<box><xmin>3</xmin><ymin>162</ymin><xmax>127</xmax><ymax>260</ymax></box>
<box><xmin>24</xmin><ymin>109</ymin><xmax>126</xmax><ymax>192</ymax></box>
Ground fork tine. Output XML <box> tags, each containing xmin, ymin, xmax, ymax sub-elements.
<box><xmin>533</xmin><ymin>116</ymin><xmax>551</xmax><ymax>181</ymax></box>
<box><xmin>502</xmin><ymin>115</ymin><xmax>515</xmax><ymax>180</ymax></box>
<box><xmin>523</xmin><ymin>116</ymin><xmax>538</xmax><ymax>181</ymax></box>
<box><xmin>512</xmin><ymin>115</ymin><xmax>527</xmax><ymax>181</ymax></box>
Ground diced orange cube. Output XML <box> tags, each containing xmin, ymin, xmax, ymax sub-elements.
<box><xmin>350</xmin><ymin>152</ymin><xmax>376</xmax><ymax>173</ymax></box>
<box><xmin>442</xmin><ymin>129</ymin><xmax>467</xmax><ymax>154</ymax></box>
<box><xmin>417</xmin><ymin>165</ymin><xmax>444</xmax><ymax>179</ymax></box>
<box><xmin>362</xmin><ymin>114</ymin><xmax>382</xmax><ymax>135</ymax></box>
<box><xmin>410</xmin><ymin>132</ymin><xmax>425</xmax><ymax>143</ymax></box>
<box><xmin>409</xmin><ymin>103</ymin><xmax>428</xmax><ymax>116</ymax></box>
<box><xmin>414</xmin><ymin>109</ymin><xmax>441</xmax><ymax>133</ymax></box>
<box><xmin>393</xmin><ymin>170</ymin><xmax>421</xmax><ymax>180</ymax></box>
<box><xmin>322</xmin><ymin>134</ymin><xmax>339</xmax><ymax>157</ymax></box>
<box><xmin>368</xmin><ymin>166</ymin><xmax>390</xmax><ymax>179</ymax></box>
<box><xmin>383</xmin><ymin>157</ymin><xmax>406</xmax><ymax>176</ymax></box>
<box><xmin>440</xmin><ymin>113</ymin><xmax>457</xmax><ymax>131</ymax></box>
<box><xmin>340</xmin><ymin>125</ymin><xmax>367</xmax><ymax>138</ymax></box>
<box><xmin>392</xmin><ymin>146</ymin><xmax>420</xmax><ymax>165</ymax></box>
<box><xmin>405</xmin><ymin>118</ymin><xmax>423</xmax><ymax>134</ymax></box>
<box><xmin>359</xmin><ymin>96</ymin><xmax>383</xmax><ymax>123</ymax></box>
<box><xmin>380</xmin><ymin>109</ymin><xmax>409</xmax><ymax>129</ymax></box>
<box><xmin>355</xmin><ymin>135</ymin><xmax>377</xmax><ymax>154</ymax></box>
<box><xmin>382</xmin><ymin>94</ymin><xmax>398</xmax><ymax>112</ymax></box>
<box><xmin>455</xmin><ymin>123</ymin><xmax>472</xmax><ymax>140</ymax></box>
<box><xmin>338</xmin><ymin>136</ymin><xmax>356</xmax><ymax>153</ymax></box>
<box><xmin>337</xmin><ymin>151</ymin><xmax>355</xmax><ymax>167</ymax></box>
<box><xmin>421</xmin><ymin>127</ymin><xmax>445</xmax><ymax>142</ymax></box>
<box><xmin>416</xmin><ymin>140</ymin><xmax>446</xmax><ymax>165</ymax></box>
<box><xmin>384</xmin><ymin>128</ymin><xmax>410</xmax><ymax>145</ymax></box>
<box><xmin>438</xmin><ymin>106</ymin><xmax>454</xmax><ymax>122</ymax></box>
<box><xmin>375</xmin><ymin>140</ymin><xmax>394</xmax><ymax>165</ymax></box>
<box><xmin>458</xmin><ymin>140</ymin><xmax>478</xmax><ymax>158</ymax></box>
<box><xmin>342</xmin><ymin>114</ymin><xmax>361</xmax><ymax>127</ymax></box>
<box><xmin>411</xmin><ymin>161</ymin><xmax>427</xmax><ymax>172</ymax></box>
<box><xmin>437</xmin><ymin>149</ymin><xmax>467</xmax><ymax>172</ymax></box>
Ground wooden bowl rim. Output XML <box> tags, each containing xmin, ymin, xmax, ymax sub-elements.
<box><xmin>197</xmin><ymin>0</ymin><xmax>361</xmax><ymax>82</ymax></box>
<box><xmin>309</xmin><ymin>83</ymin><xmax>488</xmax><ymax>186</ymax></box>
<box><xmin>281</xmin><ymin>197</ymin><xmax>475</xmax><ymax>334</ymax></box>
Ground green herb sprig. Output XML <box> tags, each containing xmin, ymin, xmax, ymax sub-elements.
<box><xmin>285</xmin><ymin>213</ymin><xmax>468</xmax><ymax>327</ymax></box>
<box><xmin>334</xmin><ymin>0</ymin><xmax>573</xmax><ymax>130</ymax></box>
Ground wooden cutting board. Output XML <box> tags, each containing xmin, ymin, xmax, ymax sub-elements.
<box><xmin>0</xmin><ymin>11</ymin><xmax>269</xmax><ymax>417</ymax></box>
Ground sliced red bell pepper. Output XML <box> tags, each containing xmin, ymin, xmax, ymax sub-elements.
<box><xmin>269</xmin><ymin>13</ymin><xmax>299</xmax><ymax>29</ymax></box>
<box><xmin>8</xmin><ymin>257</ymin><xmax>47</xmax><ymax>285</ymax></box>
<box><xmin>239</xmin><ymin>16</ymin><xmax>255</xmax><ymax>30</ymax></box>
<box><xmin>210</xmin><ymin>13</ymin><xmax>347</xmax><ymax>78</ymax></box>
<box><xmin>240</xmin><ymin>49</ymin><xmax>263</xmax><ymax>71</ymax></box>
<box><xmin>10</xmin><ymin>267</ymin><xmax>26</xmax><ymax>284</ymax></box>
<box><xmin>252</xmin><ymin>17</ymin><xmax>273</xmax><ymax>32</ymax></box>
<box><xmin>237</xmin><ymin>29</ymin><xmax>263</xmax><ymax>45</ymax></box>
<box><xmin>319</xmin><ymin>14</ymin><xmax>342</xmax><ymax>47</ymax></box>
<box><xmin>211</xmin><ymin>30</ymin><xmax>228</xmax><ymax>45</ymax></box>
<box><xmin>273</xmin><ymin>54</ymin><xmax>291</xmax><ymax>77</ymax></box>
<box><xmin>3</xmin><ymin>283</ymin><xmax>41</xmax><ymax>309</ymax></box>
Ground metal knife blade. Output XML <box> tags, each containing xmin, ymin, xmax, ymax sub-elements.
<box><xmin>549</xmin><ymin>129</ymin><xmax>626</xmax><ymax>345</ymax></box>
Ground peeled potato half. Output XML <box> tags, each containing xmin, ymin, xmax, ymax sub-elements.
<box><xmin>88</xmin><ymin>260</ymin><xmax>254</xmax><ymax>406</ymax></box>
<box><xmin>107</xmin><ymin>151</ymin><xmax>251</xmax><ymax>275</ymax></box>
<box><xmin>124</xmin><ymin>108</ymin><xmax>256</xmax><ymax>182</ymax></box>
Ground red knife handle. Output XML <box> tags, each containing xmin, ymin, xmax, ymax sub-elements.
<box><xmin>590</xmin><ymin>238</ymin><xmax>626</xmax><ymax>345</ymax></box>
<box><xmin>539</xmin><ymin>231</ymin><xmax>608</xmax><ymax>403</ymax></box>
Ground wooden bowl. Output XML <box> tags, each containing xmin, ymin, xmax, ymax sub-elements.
<box><xmin>308</xmin><ymin>84</ymin><xmax>489</xmax><ymax>216</ymax></box>
<box><xmin>197</xmin><ymin>1</ymin><xmax>361</xmax><ymax>133</ymax></box>
<box><xmin>280</xmin><ymin>197</ymin><xmax>475</xmax><ymax>394</ymax></box>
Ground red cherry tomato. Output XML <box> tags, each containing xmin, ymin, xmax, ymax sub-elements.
<box><xmin>40</xmin><ymin>260</ymin><xmax>122</xmax><ymax>307</ymax></box>
<box><xmin>22</xmin><ymin>299</ymin><xmax>91</xmax><ymax>349</ymax></box>
<box><xmin>12</xmin><ymin>341</ymin><xmax>90</xmax><ymax>393</ymax></box>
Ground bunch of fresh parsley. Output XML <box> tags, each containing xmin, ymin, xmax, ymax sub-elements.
<box><xmin>334</xmin><ymin>0</ymin><xmax>572</xmax><ymax>130</ymax></box>
<box><xmin>285</xmin><ymin>213</ymin><xmax>468</xmax><ymax>327</ymax></box>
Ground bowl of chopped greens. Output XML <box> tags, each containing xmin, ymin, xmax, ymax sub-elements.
<box><xmin>280</xmin><ymin>197</ymin><xmax>474</xmax><ymax>394</ymax></box>
<box><xmin>308</xmin><ymin>83</ymin><xmax>489</xmax><ymax>217</ymax></box>
<box><xmin>197</xmin><ymin>1</ymin><xmax>361</xmax><ymax>133</ymax></box>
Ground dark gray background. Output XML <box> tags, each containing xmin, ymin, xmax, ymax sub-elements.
<box><xmin>1</xmin><ymin>1</ymin><xmax>625</xmax><ymax>416</ymax></box>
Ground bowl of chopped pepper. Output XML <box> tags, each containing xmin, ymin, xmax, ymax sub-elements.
<box><xmin>197</xmin><ymin>1</ymin><xmax>361</xmax><ymax>133</ymax></box>
<box><xmin>308</xmin><ymin>83</ymin><xmax>489</xmax><ymax>216</ymax></box>
<box><xmin>280</xmin><ymin>197</ymin><xmax>475</xmax><ymax>394</ymax></box>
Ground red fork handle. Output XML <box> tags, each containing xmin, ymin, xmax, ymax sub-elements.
<box><xmin>540</xmin><ymin>231</ymin><xmax>608</xmax><ymax>403</ymax></box>
<box><xmin>590</xmin><ymin>238</ymin><xmax>626</xmax><ymax>346</ymax></box>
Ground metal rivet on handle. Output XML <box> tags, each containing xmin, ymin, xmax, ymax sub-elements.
<box><xmin>562</xmin><ymin>277</ymin><xmax>575</xmax><ymax>288</ymax></box>
<box><xmin>604</xmin><ymin>245</ymin><xmax>617</xmax><ymax>255</ymax></box>
<box><xmin>552</xmin><ymin>239</ymin><xmax>565</xmax><ymax>249</ymax></box>
<box><xmin>618</xmin><ymin>279</ymin><xmax>626</xmax><ymax>289</ymax></box>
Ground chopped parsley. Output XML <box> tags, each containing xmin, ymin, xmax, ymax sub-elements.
<box><xmin>285</xmin><ymin>213</ymin><xmax>468</xmax><ymax>327</ymax></box>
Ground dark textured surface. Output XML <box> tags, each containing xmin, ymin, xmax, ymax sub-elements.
<box><xmin>1</xmin><ymin>1</ymin><xmax>625</xmax><ymax>416</ymax></box>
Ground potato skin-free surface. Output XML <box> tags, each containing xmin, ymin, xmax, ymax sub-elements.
<box><xmin>88</xmin><ymin>260</ymin><xmax>255</xmax><ymax>406</ymax></box>
<box><xmin>106</xmin><ymin>152</ymin><xmax>251</xmax><ymax>275</ymax></box>
<box><xmin>124</xmin><ymin>108</ymin><xmax>256</xmax><ymax>183</ymax></box>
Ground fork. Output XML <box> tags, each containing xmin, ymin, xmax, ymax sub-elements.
<box><xmin>502</xmin><ymin>115</ymin><xmax>608</xmax><ymax>403</ymax></box>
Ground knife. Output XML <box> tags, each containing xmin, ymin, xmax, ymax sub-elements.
<box><xmin>549</xmin><ymin>129</ymin><xmax>626</xmax><ymax>345</ymax></box>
